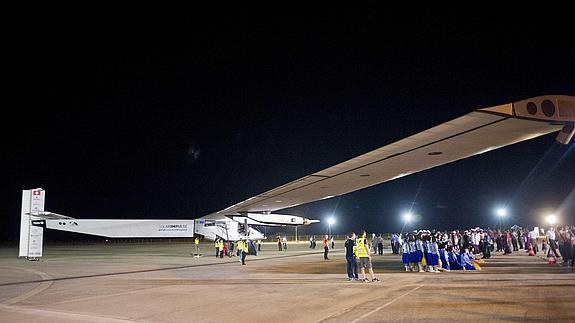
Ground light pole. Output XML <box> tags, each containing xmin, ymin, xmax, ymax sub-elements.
<box><xmin>496</xmin><ymin>208</ymin><xmax>507</xmax><ymax>230</ymax></box>
<box><xmin>328</xmin><ymin>217</ymin><xmax>335</xmax><ymax>237</ymax></box>
<box><xmin>295</xmin><ymin>225</ymin><xmax>298</xmax><ymax>242</ymax></box>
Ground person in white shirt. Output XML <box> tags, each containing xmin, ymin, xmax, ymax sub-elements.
<box><xmin>546</xmin><ymin>227</ymin><xmax>560</xmax><ymax>258</ymax></box>
<box><xmin>529</xmin><ymin>228</ymin><xmax>539</xmax><ymax>254</ymax></box>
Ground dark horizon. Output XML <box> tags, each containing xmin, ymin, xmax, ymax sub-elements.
<box><xmin>3</xmin><ymin>11</ymin><xmax>574</xmax><ymax>242</ymax></box>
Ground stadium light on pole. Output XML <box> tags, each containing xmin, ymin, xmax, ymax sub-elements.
<box><xmin>403</xmin><ymin>212</ymin><xmax>413</xmax><ymax>223</ymax></box>
<box><xmin>496</xmin><ymin>207</ymin><xmax>508</xmax><ymax>230</ymax></box>
<box><xmin>401</xmin><ymin>212</ymin><xmax>414</xmax><ymax>234</ymax></box>
<box><xmin>327</xmin><ymin>217</ymin><xmax>335</xmax><ymax>236</ymax></box>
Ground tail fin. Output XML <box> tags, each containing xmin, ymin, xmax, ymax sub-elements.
<box><xmin>19</xmin><ymin>188</ymin><xmax>45</xmax><ymax>258</ymax></box>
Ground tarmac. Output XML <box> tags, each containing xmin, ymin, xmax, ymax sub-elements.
<box><xmin>0</xmin><ymin>241</ymin><xmax>573</xmax><ymax>322</ymax></box>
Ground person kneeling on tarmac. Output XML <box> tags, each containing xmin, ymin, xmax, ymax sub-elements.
<box><xmin>355</xmin><ymin>230</ymin><xmax>380</xmax><ymax>282</ymax></box>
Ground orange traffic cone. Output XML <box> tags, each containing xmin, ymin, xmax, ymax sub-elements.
<box><xmin>528</xmin><ymin>245</ymin><xmax>535</xmax><ymax>256</ymax></box>
<box><xmin>548</xmin><ymin>255</ymin><xmax>556</xmax><ymax>265</ymax></box>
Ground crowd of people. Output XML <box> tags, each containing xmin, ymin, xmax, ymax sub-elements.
<box><xmin>212</xmin><ymin>238</ymin><xmax>261</xmax><ymax>265</ymax></box>
<box><xmin>393</xmin><ymin>225</ymin><xmax>575</xmax><ymax>273</ymax></box>
<box><xmin>341</xmin><ymin>224</ymin><xmax>574</xmax><ymax>281</ymax></box>
<box><xmin>399</xmin><ymin>229</ymin><xmax>483</xmax><ymax>272</ymax></box>
<box><xmin>206</xmin><ymin>224</ymin><xmax>574</xmax><ymax>272</ymax></box>
<box><xmin>540</xmin><ymin>225</ymin><xmax>574</xmax><ymax>266</ymax></box>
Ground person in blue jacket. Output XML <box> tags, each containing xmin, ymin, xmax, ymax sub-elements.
<box><xmin>458</xmin><ymin>248</ymin><xmax>475</xmax><ymax>270</ymax></box>
<box><xmin>447</xmin><ymin>245</ymin><xmax>463</xmax><ymax>270</ymax></box>
<box><xmin>438</xmin><ymin>240</ymin><xmax>450</xmax><ymax>271</ymax></box>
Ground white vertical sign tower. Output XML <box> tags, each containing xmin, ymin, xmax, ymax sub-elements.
<box><xmin>19</xmin><ymin>188</ymin><xmax>45</xmax><ymax>258</ymax></box>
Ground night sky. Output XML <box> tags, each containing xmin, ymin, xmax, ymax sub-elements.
<box><xmin>4</xmin><ymin>10</ymin><xmax>574</xmax><ymax>242</ymax></box>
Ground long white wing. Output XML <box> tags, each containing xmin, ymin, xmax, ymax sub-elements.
<box><xmin>203</xmin><ymin>95</ymin><xmax>574</xmax><ymax>219</ymax></box>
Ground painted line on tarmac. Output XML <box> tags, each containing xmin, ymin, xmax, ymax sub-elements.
<box><xmin>0</xmin><ymin>250</ymin><xmax>332</xmax><ymax>287</ymax></box>
<box><xmin>0</xmin><ymin>303</ymin><xmax>138</xmax><ymax>322</ymax></box>
<box><xmin>350</xmin><ymin>284</ymin><xmax>423</xmax><ymax>323</ymax></box>
<box><xmin>2</xmin><ymin>267</ymin><xmax>54</xmax><ymax>305</ymax></box>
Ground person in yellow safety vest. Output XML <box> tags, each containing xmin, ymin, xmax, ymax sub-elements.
<box><xmin>217</xmin><ymin>240</ymin><xmax>224</xmax><ymax>258</ymax></box>
<box><xmin>194</xmin><ymin>237</ymin><xmax>200</xmax><ymax>254</ymax></box>
<box><xmin>236</xmin><ymin>239</ymin><xmax>244</xmax><ymax>263</ymax></box>
<box><xmin>215</xmin><ymin>239</ymin><xmax>220</xmax><ymax>258</ymax></box>
<box><xmin>356</xmin><ymin>230</ymin><xmax>380</xmax><ymax>282</ymax></box>
<box><xmin>238</xmin><ymin>239</ymin><xmax>248</xmax><ymax>265</ymax></box>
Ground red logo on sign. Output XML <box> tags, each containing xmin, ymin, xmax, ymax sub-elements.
<box><xmin>33</xmin><ymin>191</ymin><xmax>41</xmax><ymax>195</ymax></box>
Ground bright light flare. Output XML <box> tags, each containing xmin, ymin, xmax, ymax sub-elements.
<box><xmin>496</xmin><ymin>208</ymin><xmax>508</xmax><ymax>217</ymax></box>
<box><xmin>327</xmin><ymin>217</ymin><xmax>336</xmax><ymax>225</ymax></box>
<box><xmin>545</xmin><ymin>214</ymin><xmax>557</xmax><ymax>225</ymax></box>
<box><xmin>403</xmin><ymin>212</ymin><xmax>413</xmax><ymax>223</ymax></box>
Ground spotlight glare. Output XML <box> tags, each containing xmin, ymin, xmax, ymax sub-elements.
<box><xmin>403</xmin><ymin>212</ymin><xmax>413</xmax><ymax>222</ymax></box>
<box><xmin>546</xmin><ymin>214</ymin><xmax>557</xmax><ymax>225</ymax></box>
<box><xmin>496</xmin><ymin>208</ymin><xmax>508</xmax><ymax>217</ymax></box>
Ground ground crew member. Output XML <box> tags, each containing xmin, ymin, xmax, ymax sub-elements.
<box><xmin>237</xmin><ymin>239</ymin><xmax>244</xmax><ymax>263</ymax></box>
<box><xmin>194</xmin><ymin>237</ymin><xmax>200</xmax><ymax>255</ymax></box>
<box><xmin>218</xmin><ymin>240</ymin><xmax>224</xmax><ymax>258</ymax></box>
<box><xmin>356</xmin><ymin>230</ymin><xmax>379</xmax><ymax>282</ymax></box>
<box><xmin>238</xmin><ymin>239</ymin><xmax>248</xmax><ymax>265</ymax></box>
<box><xmin>345</xmin><ymin>232</ymin><xmax>359</xmax><ymax>280</ymax></box>
<box><xmin>215</xmin><ymin>239</ymin><xmax>220</xmax><ymax>258</ymax></box>
<box><xmin>323</xmin><ymin>235</ymin><xmax>330</xmax><ymax>260</ymax></box>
